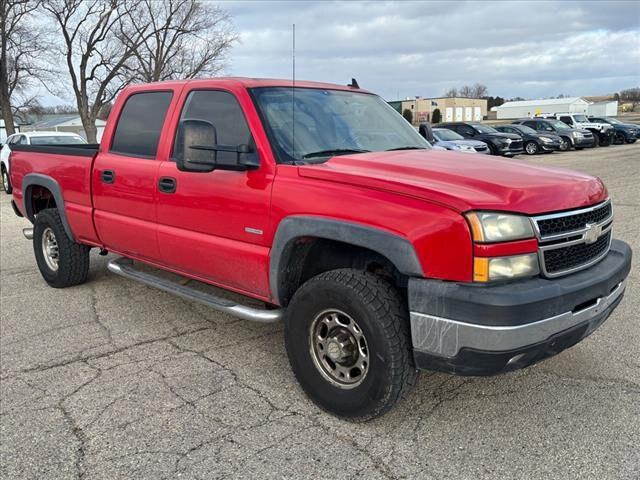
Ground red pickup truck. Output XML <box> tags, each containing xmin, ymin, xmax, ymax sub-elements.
<box><xmin>10</xmin><ymin>78</ymin><xmax>631</xmax><ymax>421</ymax></box>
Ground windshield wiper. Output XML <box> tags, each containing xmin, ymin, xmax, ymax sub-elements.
<box><xmin>302</xmin><ymin>148</ymin><xmax>370</xmax><ymax>159</ymax></box>
<box><xmin>385</xmin><ymin>146</ymin><xmax>427</xmax><ymax>151</ymax></box>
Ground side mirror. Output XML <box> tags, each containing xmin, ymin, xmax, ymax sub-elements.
<box><xmin>418</xmin><ymin>122</ymin><xmax>434</xmax><ymax>143</ymax></box>
<box><xmin>176</xmin><ymin>119</ymin><xmax>260</xmax><ymax>173</ymax></box>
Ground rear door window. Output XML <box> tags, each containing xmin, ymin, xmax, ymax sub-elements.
<box><xmin>110</xmin><ymin>91</ymin><xmax>173</xmax><ymax>158</ymax></box>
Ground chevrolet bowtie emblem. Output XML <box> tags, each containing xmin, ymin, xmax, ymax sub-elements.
<box><xmin>584</xmin><ymin>223</ymin><xmax>602</xmax><ymax>244</ymax></box>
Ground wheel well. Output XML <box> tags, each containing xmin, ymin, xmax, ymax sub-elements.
<box><xmin>26</xmin><ymin>185</ymin><xmax>57</xmax><ymax>217</ymax></box>
<box><xmin>278</xmin><ymin>237</ymin><xmax>407</xmax><ymax>306</ymax></box>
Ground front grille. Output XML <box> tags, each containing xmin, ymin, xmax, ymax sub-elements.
<box><xmin>475</xmin><ymin>145</ymin><xmax>488</xmax><ymax>152</ymax></box>
<box><xmin>537</xmin><ymin>202</ymin><xmax>612</xmax><ymax>237</ymax></box>
<box><xmin>543</xmin><ymin>231</ymin><xmax>611</xmax><ymax>274</ymax></box>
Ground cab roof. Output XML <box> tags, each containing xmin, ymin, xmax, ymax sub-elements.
<box><xmin>123</xmin><ymin>77</ymin><xmax>372</xmax><ymax>94</ymax></box>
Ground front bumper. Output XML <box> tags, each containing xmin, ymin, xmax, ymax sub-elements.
<box><xmin>408</xmin><ymin>239</ymin><xmax>632</xmax><ymax>376</ymax></box>
<box><xmin>540</xmin><ymin>141</ymin><xmax>561</xmax><ymax>151</ymax></box>
<box><xmin>574</xmin><ymin>136</ymin><xmax>596</xmax><ymax>147</ymax></box>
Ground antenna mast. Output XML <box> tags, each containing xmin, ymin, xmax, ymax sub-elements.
<box><xmin>292</xmin><ymin>23</ymin><xmax>296</xmax><ymax>159</ymax></box>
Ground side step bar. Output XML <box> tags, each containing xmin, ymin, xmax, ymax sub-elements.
<box><xmin>107</xmin><ymin>257</ymin><xmax>282</xmax><ymax>323</ymax></box>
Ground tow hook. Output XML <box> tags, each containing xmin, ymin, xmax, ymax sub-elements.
<box><xmin>22</xmin><ymin>227</ymin><xmax>34</xmax><ymax>240</ymax></box>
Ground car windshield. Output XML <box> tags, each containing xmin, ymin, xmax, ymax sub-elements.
<box><xmin>551</xmin><ymin>120</ymin><xmax>571</xmax><ymax>130</ymax></box>
<box><xmin>573</xmin><ymin>114</ymin><xmax>589</xmax><ymax>122</ymax></box>
<box><xmin>472</xmin><ymin>124</ymin><xmax>497</xmax><ymax>134</ymax></box>
<box><xmin>251</xmin><ymin>87</ymin><xmax>430</xmax><ymax>163</ymax></box>
<box><xmin>603</xmin><ymin>117</ymin><xmax>621</xmax><ymax>124</ymax></box>
<box><xmin>433</xmin><ymin>129</ymin><xmax>463</xmax><ymax>141</ymax></box>
<box><xmin>513</xmin><ymin>125</ymin><xmax>537</xmax><ymax>135</ymax></box>
<box><xmin>30</xmin><ymin>136</ymin><xmax>86</xmax><ymax>145</ymax></box>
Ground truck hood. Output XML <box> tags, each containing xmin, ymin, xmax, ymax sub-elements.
<box><xmin>297</xmin><ymin>150</ymin><xmax>607</xmax><ymax>214</ymax></box>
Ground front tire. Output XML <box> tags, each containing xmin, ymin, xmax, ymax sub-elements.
<box><xmin>525</xmin><ymin>141</ymin><xmax>539</xmax><ymax>155</ymax></box>
<box><xmin>284</xmin><ymin>269</ymin><xmax>416</xmax><ymax>421</ymax></box>
<box><xmin>1</xmin><ymin>165</ymin><xmax>11</xmax><ymax>194</ymax></box>
<box><xmin>33</xmin><ymin>208</ymin><xmax>90</xmax><ymax>288</ymax></box>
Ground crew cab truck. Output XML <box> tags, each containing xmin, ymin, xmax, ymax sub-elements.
<box><xmin>10</xmin><ymin>78</ymin><xmax>632</xmax><ymax>421</ymax></box>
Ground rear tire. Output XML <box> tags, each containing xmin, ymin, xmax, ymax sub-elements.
<box><xmin>284</xmin><ymin>269</ymin><xmax>417</xmax><ymax>421</ymax></box>
<box><xmin>1</xmin><ymin>165</ymin><xmax>11</xmax><ymax>194</ymax></box>
<box><xmin>525</xmin><ymin>141</ymin><xmax>539</xmax><ymax>155</ymax></box>
<box><xmin>559</xmin><ymin>137</ymin><xmax>570</xmax><ymax>151</ymax></box>
<box><xmin>33</xmin><ymin>208</ymin><xmax>90</xmax><ymax>288</ymax></box>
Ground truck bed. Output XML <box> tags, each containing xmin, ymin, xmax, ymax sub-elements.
<box><xmin>10</xmin><ymin>143</ymin><xmax>101</xmax><ymax>245</ymax></box>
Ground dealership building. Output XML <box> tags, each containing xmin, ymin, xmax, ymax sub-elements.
<box><xmin>389</xmin><ymin>97</ymin><xmax>488</xmax><ymax>125</ymax></box>
<box><xmin>493</xmin><ymin>97</ymin><xmax>618</xmax><ymax>120</ymax></box>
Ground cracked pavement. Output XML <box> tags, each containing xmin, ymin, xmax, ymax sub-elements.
<box><xmin>1</xmin><ymin>144</ymin><xmax>639</xmax><ymax>479</ymax></box>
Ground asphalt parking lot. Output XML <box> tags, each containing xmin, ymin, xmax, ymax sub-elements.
<box><xmin>1</xmin><ymin>143</ymin><xmax>639</xmax><ymax>480</ymax></box>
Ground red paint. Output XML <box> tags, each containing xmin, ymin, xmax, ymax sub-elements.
<box><xmin>9</xmin><ymin>78</ymin><xmax>611</xmax><ymax>303</ymax></box>
<box><xmin>474</xmin><ymin>238</ymin><xmax>539</xmax><ymax>258</ymax></box>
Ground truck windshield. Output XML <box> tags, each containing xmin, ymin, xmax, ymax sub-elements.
<box><xmin>251</xmin><ymin>87</ymin><xmax>430</xmax><ymax>163</ymax></box>
<box><xmin>573</xmin><ymin>115</ymin><xmax>589</xmax><ymax>122</ymax></box>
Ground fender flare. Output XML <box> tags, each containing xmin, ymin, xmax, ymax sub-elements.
<box><xmin>269</xmin><ymin>216</ymin><xmax>424</xmax><ymax>304</ymax></box>
<box><xmin>22</xmin><ymin>173</ymin><xmax>75</xmax><ymax>241</ymax></box>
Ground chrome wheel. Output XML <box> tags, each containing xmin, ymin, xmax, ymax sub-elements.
<box><xmin>525</xmin><ymin>142</ymin><xmax>538</xmax><ymax>155</ymax></box>
<box><xmin>2</xmin><ymin>170</ymin><xmax>8</xmax><ymax>192</ymax></box>
<box><xmin>559</xmin><ymin>138</ymin><xmax>569</xmax><ymax>151</ymax></box>
<box><xmin>309</xmin><ymin>309</ymin><xmax>369</xmax><ymax>389</ymax></box>
<box><xmin>41</xmin><ymin>227</ymin><xmax>59</xmax><ymax>271</ymax></box>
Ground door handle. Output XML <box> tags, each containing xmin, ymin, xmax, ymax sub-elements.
<box><xmin>158</xmin><ymin>176</ymin><xmax>177</xmax><ymax>193</ymax></box>
<box><xmin>101</xmin><ymin>170</ymin><xmax>115</xmax><ymax>184</ymax></box>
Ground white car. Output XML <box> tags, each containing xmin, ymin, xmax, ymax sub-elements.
<box><xmin>1</xmin><ymin>131</ymin><xmax>86</xmax><ymax>194</ymax></box>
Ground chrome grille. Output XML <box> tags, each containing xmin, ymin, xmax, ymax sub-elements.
<box><xmin>533</xmin><ymin>199</ymin><xmax>613</xmax><ymax>278</ymax></box>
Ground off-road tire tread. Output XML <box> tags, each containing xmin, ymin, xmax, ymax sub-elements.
<box><xmin>286</xmin><ymin>268</ymin><xmax>417</xmax><ymax>421</ymax></box>
<box><xmin>34</xmin><ymin>208</ymin><xmax>89</xmax><ymax>288</ymax></box>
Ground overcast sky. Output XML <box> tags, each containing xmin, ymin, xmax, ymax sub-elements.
<box><xmin>223</xmin><ymin>0</ymin><xmax>640</xmax><ymax>100</ymax></box>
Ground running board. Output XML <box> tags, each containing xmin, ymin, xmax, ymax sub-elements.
<box><xmin>107</xmin><ymin>257</ymin><xmax>282</xmax><ymax>323</ymax></box>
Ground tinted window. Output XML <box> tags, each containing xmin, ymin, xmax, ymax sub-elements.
<box><xmin>17</xmin><ymin>135</ymin><xmax>28</xmax><ymax>145</ymax></box>
<box><xmin>560</xmin><ymin>116</ymin><xmax>572</xmax><ymax>125</ymax></box>
<box><xmin>111</xmin><ymin>91</ymin><xmax>173</xmax><ymax>157</ymax></box>
<box><xmin>173</xmin><ymin>90</ymin><xmax>252</xmax><ymax>163</ymax></box>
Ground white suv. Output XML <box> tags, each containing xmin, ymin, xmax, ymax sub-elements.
<box><xmin>0</xmin><ymin>131</ymin><xmax>86</xmax><ymax>194</ymax></box>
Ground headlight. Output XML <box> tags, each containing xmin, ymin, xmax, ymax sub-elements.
<box><xmin>540</xmin><ymin>136</ymin><xmax>553</xmax><ymax>143</ymax></box>
<box><xmin>474</xmin><ymin>253</ymin><xmax>540</xmax><ymax>282</ymax></box>
<box><xmin>466</xmin><ymin>212</ymin><xmax>535</xmax><ymax>242</ymax></box>
<box><xmin>573</xmin><ymin>131</ymin><xmax>583</xmax><ymax>138</ymax></box>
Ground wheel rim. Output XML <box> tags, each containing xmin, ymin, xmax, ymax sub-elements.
<box><xmin>309</xmin><ymin>309</ymin><xmax>369</xmax><ymax>389</ymax></box>
<box><xmin>41</xmin><ymin>227</ymin><xmax>59</xmax><ymax>271</ymax></box>
<box><xmin>2</xmin><ymin>171</ymin><xmax>8</xmax><ymax>191</ymax></box>
<box><xmin>615</xmin><ymin>133</ymin><xmax>624</xmax><ymax>144</ymax></box>
<box><xmin>560</xmin><ymin>138</ymin><xmax>569</xmax><ymax>151</ymax></box>
<box><xmin>526</xmin><ymin>142</ymin><xmax>537</xmax><ymax>154</ymax></box>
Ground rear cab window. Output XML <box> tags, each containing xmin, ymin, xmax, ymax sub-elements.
<box><xmin>110</xmin><ymin>91</ymin><xmax>173</xmax><ymax>158</ymax></box>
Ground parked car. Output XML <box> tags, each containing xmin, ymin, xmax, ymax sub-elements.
<box><xmin>1</xmin><ymin>131</ymin><xmax>86</xmax><ymax>194</ymax></box>
<box><xmin>438</xmin><ymin>122</ymin><xmax>523</xmax><ymax>156</ymax></box>
<box><xmin>429</xmin><ymin>128</ymin><xmax>490</xmax><ymax>154</ymax></box>
<box><xmin>494</xmin><ymin>124</ymin><xmax>561</xmax><ymax>155</ymax></box>
<box><xmin>9</xmin><ymin>78</ymin><xmax>631</xmax><ymax>421</ymax></box>
<box><xmin>588</xmin><ymin>116</ymin><xmax>639</xmax><ymax>144</ymax></box>
<box><xmin>512</xmin><ymin>118</ymin><xmax>595</xmax><ymax>151</ymax></box>
<box><xmin>539</xmin><ymin>113</ymin><xmax>613</xmax><ymax>146</ymax></box>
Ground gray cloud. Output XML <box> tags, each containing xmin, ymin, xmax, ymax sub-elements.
<box><xmin>225</xmin><ymin>0</ymin><xmax>640</xmax><ymax>99</ymax></box>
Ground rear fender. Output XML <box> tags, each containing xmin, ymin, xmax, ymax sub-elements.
<box><xmin>22</xmin><ymin>173</ymin><xmax>75</xmax><ymax>241</ymax></box>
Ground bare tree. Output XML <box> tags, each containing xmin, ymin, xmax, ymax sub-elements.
<box><xmin>470</xmin><ymin>83</ymin><xmax>488</xmax><ymax>98</ymax></box>
<box><xmin>43</xmin><ymin>0</ymin><xmax>151</xmax><ymax>142</ymax></box>
<box><xmin>127</xmin><ymin>0</ymin><xmax>237</xmax><ymax>83</ymax></box>
<box><xmin>458</xmin><ymin>85</ymin><xmax>472</xmax><ymax>98</ymax></box>
<box><xmin>444</xmin><ymin>87</ymin><xmax>458</xmax><ymax>98</ymax></box>
<box><xmin>619</xmin><ymin>87</ymin><xmax>640</xmax><ymax>112</ymax></box>
<box><xmin>0</xmin><ymin>0</ymin><xmax>48</xmax><ymax>135</ymax></box>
